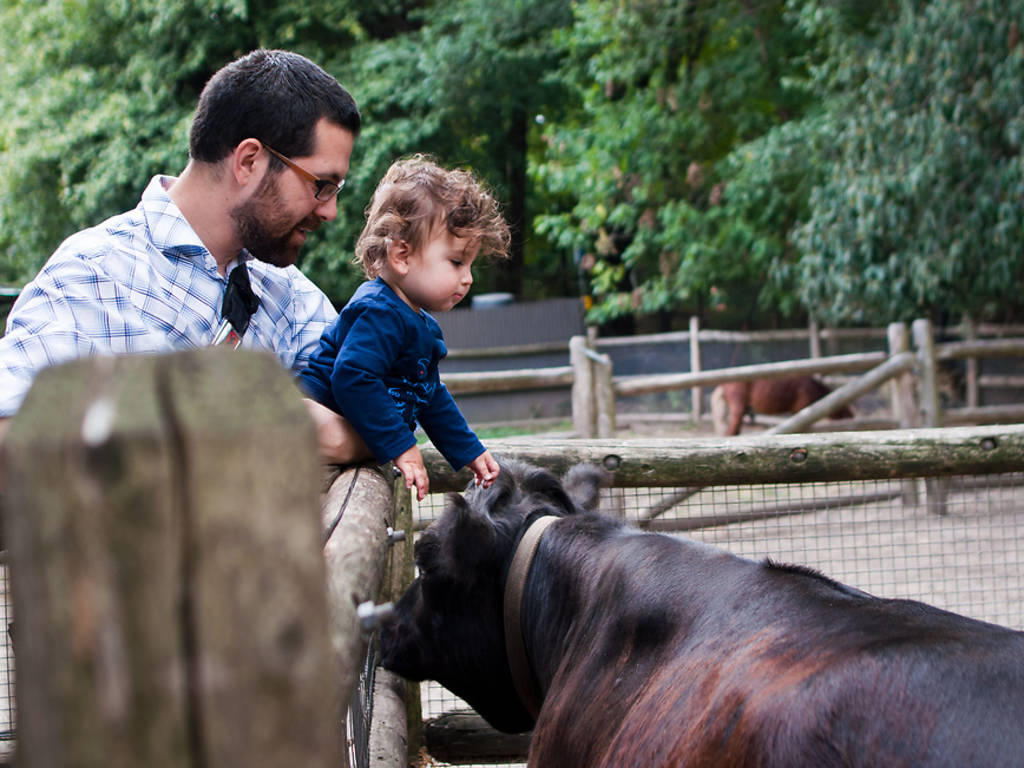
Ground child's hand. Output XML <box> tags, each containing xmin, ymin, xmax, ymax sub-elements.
<box><xmin>394</xmin><ymin>445</ymin><xmax>429</xmax><ymax>501</ymax></box>
<box><xmin>468</xmin><ymin>450</ymin><xmax>500</xmax><ymax>488</ymax></box>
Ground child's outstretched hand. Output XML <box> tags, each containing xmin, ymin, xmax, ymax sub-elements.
<box><xmin>394</xmin><ymin>444</ymin><xmax>429</xmax><ymax>501</ymax></box>
<box><xmin>468</xmin><ymin>450</ymin><xmax>500</xmax><ymax>488</ymax></box>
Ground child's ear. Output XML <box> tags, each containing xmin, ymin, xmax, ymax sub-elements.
<box><xmin>386</xmin><ymin>238</ymin><xmax>412</xmax><ymax>275</ymax></box>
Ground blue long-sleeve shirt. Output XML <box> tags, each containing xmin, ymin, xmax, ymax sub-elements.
<box><xmin>299</xmin><ymin>278</ymin><xmax>485</xmax><ymax>470</ymax></box>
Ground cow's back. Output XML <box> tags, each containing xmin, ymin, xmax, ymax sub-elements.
<box><xmin>528</xmin><ymin>544</ymin><xmax>1024</xmax><ymax>768</ymax></box>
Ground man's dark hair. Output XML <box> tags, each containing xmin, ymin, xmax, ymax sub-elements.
<box><xmin>189</xmin><ymin>49</ymin><xmax>361</xmax><ymax>163</ymax></box>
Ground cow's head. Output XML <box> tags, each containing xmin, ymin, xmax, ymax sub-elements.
<box><xmin>380</xmin><ymin>460</ymin><xmax>605</xmax><ymax>733</ymax></box>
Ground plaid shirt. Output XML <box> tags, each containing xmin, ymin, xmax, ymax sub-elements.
<box><xmin>0</xmin><ymin>175</ymin><xmax>337</xmax><ymax>417</ymax></box>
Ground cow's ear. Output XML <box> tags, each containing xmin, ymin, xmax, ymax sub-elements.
<box><xmin>442</xmin><ymin>493</ymin><xmax>497</xmax><ymax>572</ymax></box>
<box><xmin>562</xmin><ymin>463</ymin><xmax>607</xmax><ymax>512</ymax></box>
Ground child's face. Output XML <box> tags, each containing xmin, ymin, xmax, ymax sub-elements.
<box><xmin>387</xmin><ymin>226</ymin><xmax>479</xmax><ymax>313</ymax></box>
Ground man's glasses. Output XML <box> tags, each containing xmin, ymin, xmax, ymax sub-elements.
<box><xmin>263</xmin><ymin>144</ymin><xmax>345</xmax><ymax>202</ymax></box>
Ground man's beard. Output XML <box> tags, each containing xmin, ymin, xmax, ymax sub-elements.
<box><xmin>230</xmin><ymin>174</ymin><xmax>316</xmax><ymax>268</ymax></box>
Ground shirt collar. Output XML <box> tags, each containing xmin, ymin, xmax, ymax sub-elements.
<box><xmin>141</xmin><ymin>175</ymin><xmax>229</xmax><ymax>272</ymax></box>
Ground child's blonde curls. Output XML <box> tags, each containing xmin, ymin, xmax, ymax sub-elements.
<box><xmin>353</xmin><ymin>154</ymin><xmax>511</xmax><ymax>279</ymax></box>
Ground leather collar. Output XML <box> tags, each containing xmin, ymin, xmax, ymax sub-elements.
<box><xmin>503</xmin><ymin>515</ymin><xmax>559</xmax><ymax>722</ymax></box>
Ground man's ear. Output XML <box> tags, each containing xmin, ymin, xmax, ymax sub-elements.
<box><xmin>386</xmin><ymin>239</ymin><xmax>413</xmax><ymax>275</ymax></box>
<box><xmin>231</xmin><ymin>138</ymin><xmax>266</xmax><ymax>187</ymax></box>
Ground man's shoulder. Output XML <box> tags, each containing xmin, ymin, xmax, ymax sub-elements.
<box><xmin>40</xmin><ymin>208</ymin><xmax>155</xmax><ymax>279</ymax></box>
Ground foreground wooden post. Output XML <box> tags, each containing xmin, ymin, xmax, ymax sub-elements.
<box><xmin>375</xmin><ymin>476</ymin><xmax>421</xmax><ymax>762</ymax></box>
<box><xmin>321</xmin><ymin>463</ymin><xmax>395</xmax><ymax>768</ymax></box>
<box><xmin>1</xmin><ymin>349</ymin><xmax>341</xmax><ymax>767</ymax></box>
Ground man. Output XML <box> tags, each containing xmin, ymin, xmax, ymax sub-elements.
<box><xmin>0</xmin><ymin>49</ymin><xmax>369</xmax><ymax>465</ymax></box>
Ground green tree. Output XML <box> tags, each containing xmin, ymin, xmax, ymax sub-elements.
<box><xmin>338</xmin><ymin>0</ymin><xmax>576</xmax><ymax>298</ymax></box>
<box><xmin>0</xmin><ymin>0</ymin><xmax>575</xmax><ymax>306</ymax></box>
<box><xmin>0</xmin><ymin>0</ymin><xmax>377</xmax><ymax>300</ymax></box>
<box><xmin>532</xmin><ymin>0</ymin><xmax>816</xmax><ymax>329</ymax></box>
<box><xmin>793</xmin><ymin>0</ymin><xmax>1024</xmax><ymax>325</ymax></box>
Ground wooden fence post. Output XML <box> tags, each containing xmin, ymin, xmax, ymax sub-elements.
<box><xmin>912</xmin><ymin>318</ymin><xmax>949</xmax><ymax>515</ymax></box>
<box><xmin>809</xmin><ymin>316</ymin><xmax>822</xmax><ymax>359</ymax></box>
<box><xmin>570</xmin><ymin>335</ymin><xmax>596</xmax><ymax>438</ymax></box>
<box><xmin>320</xmin><ymin>463</ymin><xmax>395</xmax><ymax>768</ymax></box>
<box><xmin>964</xmin><ymin>315</ymin><xmax>979</xmax><ymax>409</ymax></box>
<box><xmin>593</xmin><ymin>351</ymin><xmax>616</xmax><ymax>439</ymax></box>
<box><xmin>375</xmin><ymin>476</ymin><xmax>420</xmax><ymax>762</ymax></box>
<box><xmin>1</xmin><ymin>348</ymin><xmax>340</xmax><ymax>767</ymax></box>
<box><xmin>913</xmin><ymin>318</ymin><xmax>942</xmax><ymax>428</ymax></box>
<box><xmin>690</xmin><ymin>316</ymin><xmax>703</xmax><ymax>426</ymax></box>
<box><xmin>888</xmin><ymin>322</ymin><xmax>919</xmax><ymax>506</ymax></box>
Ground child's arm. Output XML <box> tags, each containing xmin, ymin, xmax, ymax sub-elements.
<box><xmin>393</xmin><ymin>444</ymin><xmax>429</xmax><ymax>501</ymax></box>
<box><xmin>466</xmin><ymin>449</ymin><xmax>500</xmax><ymax>488</ymax></box>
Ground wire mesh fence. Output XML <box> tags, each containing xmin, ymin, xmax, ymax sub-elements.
<box><xmin>0</xmin><ymin>561</ymin><xmax>12</xmax><ymax>755</ymax></box>
<box><xmin>412</xmin><ymin>470</ymin><xmax>1024</xmax><ymax>768</ymax></box>
<box><xmin>348</xmin><ymin>645</ymin><xmax>378</xmax><ymax>768</ymax></box>
<box><xmin>0</xmin><ymin>466</ymin><xmax>1019</xmax><ymax>767</ymax></box>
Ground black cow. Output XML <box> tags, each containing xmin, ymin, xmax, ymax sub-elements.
<box><xmin>381</xmin><ymin>461</ymin><xmax>1024</xmax><ymax>767</ymax></box>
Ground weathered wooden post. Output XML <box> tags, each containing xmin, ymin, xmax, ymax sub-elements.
<box><xmin>370</xmin><ymin>476</ymin><xmax>420</xmax><ymax>764</ymax></box>
<box><xmin>570</xmin><ymin>334</ymin><xmax>614</xmax><ymax>438</ymax></box>
<box><xmin>888</xmin><ymin>322</ymin><xmax>920</xmax><ymax>506</ymax></box>
<box><xmin>963</xmin><ymin>315</ymin><xmax>979</xmax><ymax>409</ymax></box>
<box><xmin>321</xmin><ymin>462</ymin><xmax>395</xmax><ymax>768</ymax></box>
<box><xmin>570</xmin><ymin>335</ymin><xmax>596</xmax><ymax>438</ymax></box>
<box><xmin>593</xmin><ymin>350</ymin><xmax>616</xmax><ymax>439</ymax></box>
<box><xmin>808</xmin><ymin>316</ymin><xmax>822</xmax><ymax>359</ymax></box>
<box><xmin>2</xmin><ymin>348</ymin><xmax>341</xmax><ymax>767</ymax></box>
<box><xmin>912</xmin><ymin>318</ymin><xmax>949</xmax><ymax>515</ymax></box>
<box><xmin>689</xmin><ymin>316</ymin><xmax>702</xmax><ymax>426</ymax></box>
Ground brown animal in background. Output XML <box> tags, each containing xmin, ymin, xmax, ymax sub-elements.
<box><xmin>711</xmin><ymin>375</ymin><xmax>853</xmax><ymax>436</ymax></box>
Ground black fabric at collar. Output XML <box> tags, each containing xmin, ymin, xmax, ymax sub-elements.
<box><xmin>222</xmin><ymin>263</ymin><xmax>260</xmax><ymax>336</ymax></box>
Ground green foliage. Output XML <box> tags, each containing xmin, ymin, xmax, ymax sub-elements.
<box><xmin>0</xmin><ymin>0</ymin><xmax>368</xmax><ymax>292</ymax></box>
<box><xmin>532</xmin><ymin>0</ymin><xmax>817</xmax><ymax>327</ymax></box>
<box><xmin>794</xmin><ymin>0</ymin><xmax>1024</xmax><ymax>324</ymax></box>
<box><xmin>3</xmin><ymin>0</ymin><xmax>1024</xmax><ymax>328</ymax></box>
<box><xmin>335</xmin><ymin>0</ymin><xmax>576</xmax><ymax>297</ymax></box>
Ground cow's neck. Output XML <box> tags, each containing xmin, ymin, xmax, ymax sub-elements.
<box><xmin>503</xmin><ymin>514</ymin><xmax>559</xmax><ymax>721</ymax></box>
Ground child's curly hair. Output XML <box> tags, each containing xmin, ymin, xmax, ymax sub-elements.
<box><xmin>354</xmin><ymin>154</ymin><xmax>511</xmax><ymax>279</ymax></box>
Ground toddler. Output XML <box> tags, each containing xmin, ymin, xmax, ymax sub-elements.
<box><xmin>299</xmin><ymin>155</ymin><xmax>511</xmax><ymax>499</ymax></box>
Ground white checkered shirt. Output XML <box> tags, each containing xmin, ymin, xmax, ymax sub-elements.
<box><xmin>0</xmin><ymin>175</ymin><xmax>338</xmax><ymax>417</ymax></box>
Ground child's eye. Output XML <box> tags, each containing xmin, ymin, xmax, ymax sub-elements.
<box><xmin>450</xmin><ymin>260</ymin><xmax>463</xmax><ymax>267</ymax></box>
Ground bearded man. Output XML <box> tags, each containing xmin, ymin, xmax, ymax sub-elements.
<box><xmin>0</xmin><ymin>49</ymin><xmax>368</xmax><ymax>465</ymax></box>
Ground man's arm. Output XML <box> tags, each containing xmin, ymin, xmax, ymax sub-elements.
<box><xmin>301</xmin><ymin>397</ymin><xmax>373</xmax><ymax>466</ymax></box>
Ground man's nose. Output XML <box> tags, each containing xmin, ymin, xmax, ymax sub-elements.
<box><xmin>314</xmin><ymin>195</ymin><xmax>339</xmax><ymax>222</ymax></box>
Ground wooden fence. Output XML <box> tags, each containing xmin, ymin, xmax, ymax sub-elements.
<box><xmin>3</xmin><ymin>337</ymin><xmax>1024</xmax><ymax>766</ymax></box>
<box><xmin>0</xmin><ymin>349</ymin><xmax>413</xmax><ymax>768</ymax></box>
<box><xmin>440</xmin><ymin>318</ymin><xmax>1024</xmax><ymax>439</ymax></box>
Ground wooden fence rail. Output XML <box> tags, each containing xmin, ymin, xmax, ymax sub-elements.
<box><xmin>421</xmin><ymin>423</ymin><xmax>1024</xmax><ymax>493</ymax></box>
<box><xmin>438</xmin><ymin>319</ymin><xmax>1024</xmax><ymax>439</ymax></box>
<box><xmin>0</xmin><ymin>349</ymin><xmax>410</xmax><ymax>768</ymax></box>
